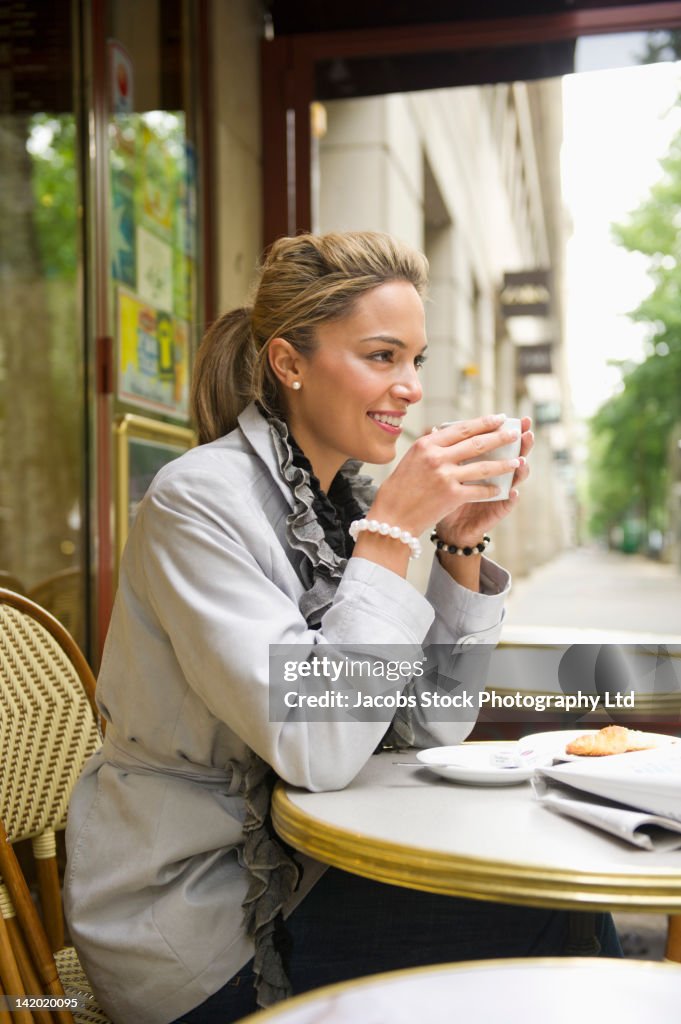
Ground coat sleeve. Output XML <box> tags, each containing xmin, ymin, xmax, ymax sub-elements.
<box><xmin>424</xmin><ymin>553</ymin><xmax>510</xmax><ymax>646</ymax></box>
<box><xmin>389</xmin><ymin>550</ymin><xmax>511</xmax><ymax>749</ymax></box>
<box><xmin>135</xmin><ymin>465</ymin><xmax>435</xmax><ymax>792</ymax></box>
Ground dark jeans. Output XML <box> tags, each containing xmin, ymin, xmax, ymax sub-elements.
<box><xmin>170</xmin><ymin>867</ymin><xmax>622</xmax><ymax>1024</ymax></box>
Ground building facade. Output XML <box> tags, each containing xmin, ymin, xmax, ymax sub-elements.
<box><xmin>314</xmin><ymin>81</ymin><xmax>573</xmax><ymax>584</ymax></box>
<box><xmin>2</xmin><ymin>1</ymin><xmax>679</xmax><ymax>662</ymax></box>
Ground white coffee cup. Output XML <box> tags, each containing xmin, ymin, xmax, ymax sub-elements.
<box><xmin>438</xmin><ymin>416</ymin><xmax>522</xmax><ymax>502</ymax></box>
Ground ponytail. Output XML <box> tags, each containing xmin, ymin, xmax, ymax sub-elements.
<box><xmin>191</xmin><ymin>309</ymin><xmax>257</xmax><ymax>444</ymax></box>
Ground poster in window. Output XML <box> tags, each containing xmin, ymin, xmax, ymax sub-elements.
<box><xmin>117</xmin><ymin>285</ymin><xmax>190</xmax><ymax>419</ymax></box>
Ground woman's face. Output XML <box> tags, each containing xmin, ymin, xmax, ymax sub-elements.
<box><xmin>285</xmin><ymin>280</ymin><xmax>427</xmax><ymax>491</ymax></box>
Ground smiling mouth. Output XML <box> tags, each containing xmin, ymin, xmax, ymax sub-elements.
<box><xmin>367</xmin><ymin>412</ymin><xmax>403</xmax><ymax>435</ymax></box>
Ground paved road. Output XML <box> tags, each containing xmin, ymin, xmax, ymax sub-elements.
<box><xmin>503</xmin><ymin>546</ymin><xmax>681</xmax><ymax>637</ymax></box>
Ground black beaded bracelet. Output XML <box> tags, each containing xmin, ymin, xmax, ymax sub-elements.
<box><xmin>430</xmin><ymin>532</ymin><xmax>491</xmax><ymax>556</ymax></box>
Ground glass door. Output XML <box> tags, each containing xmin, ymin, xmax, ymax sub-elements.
<box><xmin>90</xmin><ymin>0</ymin><xmax>205</xmax><ymax>654</ymax></box>
<box><xmin>0</xmin><ymin>2</ymin><xmax>88</xmax><ymax>650</ymax></box>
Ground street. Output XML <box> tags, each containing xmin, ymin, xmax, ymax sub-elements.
<box><xmin>503</xmin><ymin>545</ymin><xmax>681</xmax><ymax>638</ymax></box>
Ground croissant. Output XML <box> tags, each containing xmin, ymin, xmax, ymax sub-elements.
<box><xmin>565</xmin><ymin>725</ymin><xmax>657</xmax><ymax>757</ymax></box>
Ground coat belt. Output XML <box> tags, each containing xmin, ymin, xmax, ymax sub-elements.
<box><xmin>100</xmin><ymin>731</ymin><xmax>245</xmax><ymax>795</ymax></box>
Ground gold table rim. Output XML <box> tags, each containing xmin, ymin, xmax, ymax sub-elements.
<box><xmin>238</xmin><ymin>957</ymin><xmax>681</xmax><ymax>1024</ymax></box>
<box><xmin>272</xmin><ymin>781</ymin><xmax>681</xmax><ymax>913</ymax></box>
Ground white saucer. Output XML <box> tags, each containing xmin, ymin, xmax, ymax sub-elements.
<box><xmin>416</xmin><ymin>746</ymin><xmax>535</xmax><ymax>786</ymax></box>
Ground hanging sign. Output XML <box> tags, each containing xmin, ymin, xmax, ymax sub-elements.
<box><xmin>501</xmin><ymin>270</ymin><xmax>552</xmax><ymax>318</ymax></box>
<box><xmin>517</xmin><ymin>342</ymin><xmax>553</xmax><ymax>376</ymax></box>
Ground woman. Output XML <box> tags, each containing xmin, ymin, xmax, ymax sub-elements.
<box><xmin>65</xmin><ymin>232</ymin><xmax>617</xmax><ymax>1024</ymax></box>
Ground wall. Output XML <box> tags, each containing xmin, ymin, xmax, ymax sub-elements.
<box><xmin>212</xmin><ymin>0</ymin><xmax>264</xmax><ymax>312</ymax></box>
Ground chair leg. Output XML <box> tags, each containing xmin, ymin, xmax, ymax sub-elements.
<box><xmin>0</xmin><ymin>824</ymin><xmax>69</xmax><ymax>1017</ymax></box>
<box><xmin>0</xmin><ymin>977</ymin><xmax>16</xmax><ymax>1024</ymax></box>
<box><xmin>31</xmin><ymin>834</ymin><xmax>64</xmax><ymax>954</ymax></box>
<box><xmin>0</xmin><ymin>911</ymin><xmax>33</xmax><ymax>1024</ymax></box>
<box><xmin>665</xmin><ymin>914</ymin><xmax>681</xmax><ymax>962</ymax></box>
<box><xmin>5</xmin><ymin>918</ymin><xmax>56</xmax><ymax>1024</ymax></box>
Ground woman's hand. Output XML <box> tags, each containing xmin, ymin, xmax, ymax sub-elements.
<box><xmin>435</xmin><ymin>417</ymin><xmax>534</xmax><ymax>547</ymax></box>
<box><xmin>366</xmin><ymin>414</ymin><xmax>529</xmax><ymax>539</ymax></box>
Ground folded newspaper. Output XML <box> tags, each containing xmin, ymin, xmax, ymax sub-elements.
<box><xmin>532</xmin><ymin>745</ymin><xmax>681</xmax><ymax>851</ymax></box>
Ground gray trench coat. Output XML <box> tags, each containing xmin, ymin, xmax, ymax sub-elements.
<box><xmin>64</xmin><ymin>403</ymin><xmax>509</xmax><ymax>1024</ymax></box>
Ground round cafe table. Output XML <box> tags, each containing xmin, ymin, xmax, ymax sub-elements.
<box><xmin>237</xmin><ymin>959</ymin><xmax>681</xmax><ymax>1024</ymax></box>
<box><xmin>271</xmin><ymin>749</ymin><xmax>681</xmax><ymax>912</ymax></box>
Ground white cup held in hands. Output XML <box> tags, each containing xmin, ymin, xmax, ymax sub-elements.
<box><xmin>440</xmin><ymin>416</ymin><xmax>522</xmax><ymax>502</ymax></box>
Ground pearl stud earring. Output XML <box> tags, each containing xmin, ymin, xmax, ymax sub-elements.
<box><xmin>291</xmin><ymin>380</ymin><xmax>302</xmax><ymax>390</ymax></box>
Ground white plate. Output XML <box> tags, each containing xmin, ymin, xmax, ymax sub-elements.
<box><xmin>520</xmin><ymin>728</ymin><xmax>678</xmax><ymax>762</ymax></box>
<box><xmin>415</xmin><ymin>746</ymin><xmax>534</xmax><ymax>786</ymax></box>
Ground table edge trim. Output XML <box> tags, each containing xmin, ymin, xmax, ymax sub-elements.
<box><xmin>272</xmin><ymin>783</ymin><xmax>681</xmax><ymax>912</ymax></box>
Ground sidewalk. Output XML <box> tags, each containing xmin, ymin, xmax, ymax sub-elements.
<box><xmin>503</xmin><ymin>545</ymin><xmax>681</xmax><ymax>637</ymax></box>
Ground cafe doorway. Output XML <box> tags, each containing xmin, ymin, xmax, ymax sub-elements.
<box><xmin>0</xmin><ymin>0</ymin><xmax>209</xmax><ymax>662</ymax></box>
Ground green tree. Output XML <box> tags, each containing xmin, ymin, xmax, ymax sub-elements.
<box><xmin>588</xmin><ymin>104</ymin><xmax>681</xmax><ymax>546</ymax></box>
<box><xmin>0</xmin><ymin>112</ymin><xmax>82</xmax><ymax>586</ymax></box>
<box><xmin>28</xmin><ymin>113</ymin><xmax>78</xmax><ymax>279</ymax></box>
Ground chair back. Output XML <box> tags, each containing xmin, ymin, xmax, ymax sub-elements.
<box><xmin>0</xmin><ymin>590</ymin><xmax>101</xmax><ymax>950</ymax></box>
<box><xmin>0</xmin><ymin>589</ymin><xmax>101</xmax><ymax>842</ymax></box>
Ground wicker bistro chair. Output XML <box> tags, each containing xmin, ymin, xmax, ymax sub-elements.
<box><xmin>0</xmin><ymin>814</ymin><xmax>109</xmax><ymax>1024</ymax></box>
<box><xmin>0</xmin><ymin>590</ymin><xmax>109</xmax><ymax>1022</ymax></box>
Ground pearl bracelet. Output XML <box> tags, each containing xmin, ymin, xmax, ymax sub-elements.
<box><xmin>349</xmin><ymin>518</ymin><xmax>422</xmax><ymax>559</ymax></box>
<box><xmin>430</xmin><ymin>532</ymin><xmax>491</xmax><ymax>557</ymax></box>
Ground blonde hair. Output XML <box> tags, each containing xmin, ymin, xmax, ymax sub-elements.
<box><xmin>191</xmin><ymin>231</ymin><xmax>429</xmax><ymax>444</ymax></box>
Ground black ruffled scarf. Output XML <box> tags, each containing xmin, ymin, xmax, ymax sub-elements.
<box><xmin>288</xmin><ymin>435</ymin><xmax>363</xmax><ymax>568</ymax></box>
